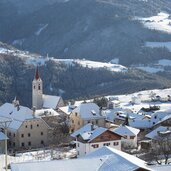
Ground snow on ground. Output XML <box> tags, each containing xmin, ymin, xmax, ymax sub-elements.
<box><xmin>137</xmin><ymin>12</ymin><xmax>171</xmax><ymax>34</ymax></box>
<box><xmin>136</xmin><ymin>65</ymin><xmax>164</xmax><ymax>73</ymax></box>
<box><xmin>75</xmin><ymin>59</ymin><xmax>127</xmax><ymax>72</ymax></box>
<box><xmin>35</xmin><ymin>24</ymin><xmax>48</xmax><ymax>36</ymax></box>
<box><xmin>134</xmin><ymin>58</ymin><xmax>171</xmax><ymax>73</ymax></box>
<box><xmin>158</xmin><ymin>59</ymin><xmax>171</xmax><ymax>66</ymax></box>
<box><xmin>0</xmin><ymin>148</ymin><xmax>77</xmax><ymax>171</ymax></box>
<box><xmin>0</xmin><ymin>47</ymin><xmax>127</xmax><ymax>72</ymax></box>
<box><xmin>145</xmin><ymin>41</ymin><xmax>171</xmax><ymax>52</ymax></box>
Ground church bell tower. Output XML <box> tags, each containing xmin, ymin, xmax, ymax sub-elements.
<box><xmin>32</xmin><ymin>66</ymin><xmax>43</xmax><ymax>109</ymax></box>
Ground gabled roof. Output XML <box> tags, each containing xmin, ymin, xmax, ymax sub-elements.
<box><xmin>145</xmin><ymin>126</ymin><xmax>170</xmax><ymax>140</ymax></box>
<box><xmin>43</xmin><ymin>94</ymin><xmax>61</xmax><ymax>109</ymax></box>
<box><xmin>113</xmin><ymin>125</ymin><xmax>140</xmax><ymax>136</ymax></box>
<box><xmin>0</xmin><ymin>103</ymin><xmax>33</xmax><ymax>130</ymax></box>
<box><xmin>86</xmin><ymin>146</ymin><xmax>151</xmax><ymax>171</ymax></box>
<box><xmin>11</xmin><ymin>147</ymin><xmax>151</xmax><ymax>171</ymax></box>
<box><xmin>72</xmin><ymin>102</ymin><xmax>104</xmax><ymax>119</ymax></box>
<box><xmin>71</xmin><ymin>123</ymin><xmax>98</xmax><ymax>138</ymax></box>
<box><xmin>71</xmin><ymin>123</ymin><xmax>121</xmax><ymax>143</ymax></box>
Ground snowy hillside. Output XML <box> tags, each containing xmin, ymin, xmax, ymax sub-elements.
<box><xmin>137</xmin><ymin>12</ymin><xmax>171</xmax><ymax>34</ymax></box>
<box><xmin>0</xmin><ymin>47</ymin><xmax>127</xmax><ymax>73</ymax></box>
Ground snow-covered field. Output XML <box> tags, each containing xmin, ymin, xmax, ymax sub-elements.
<box><xmin>0</xmin><ymin>47</ymin><xmax>127</xmax><ymax>73</ymax></box>
<box><xmin>137</xmin><ymin>12</ymin><xmax>171</xmax><ymax>34</ymax></box>
<box><xmin>134</xmin><ymin>59</ymin><xmax>171</xmax><ymax>73</ymax></box>
<box><xmin>145</xmin><ymin>41</ymin><xmax>171</xmax><ymax>52</ymax></box>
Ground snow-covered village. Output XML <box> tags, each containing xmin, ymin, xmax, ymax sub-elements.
<box><xmin>3</xmin><ymin>0</ymin><xmax>171</xmax><ymax>171</ymax></box>
<box><xmin>1</xmin><ymin>66</ymin><xmax>171</xmax><ymax>171</ymax></box>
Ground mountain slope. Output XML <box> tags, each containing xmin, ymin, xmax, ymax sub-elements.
<box><xmin>0</xmin><ymin>42</ymin><xmax>171</xmax><ymax>107</ymax></box>
<box><xmin>1</xmin><ymin>0</ymin><xmax>171</xmax><ymax>65</ymax></box>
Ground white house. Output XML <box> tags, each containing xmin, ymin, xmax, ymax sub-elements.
<box><xmin>112</xmin><ymin>125</ymin><xmax>140</xmax><ymax>148</ymax></box>
<box><xmin>71</xmin><ymin>123</ymin><xmax>122</xmax><ymax>156</ymax></box>
<box><xmin>0</xmin><ymin>102</ymin><xmax>52</xmax><ymax>150</ymax></box>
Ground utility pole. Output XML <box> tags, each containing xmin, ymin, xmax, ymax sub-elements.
<box><xmin>0</xmin><ymin>117</ymin><xmax>12</xmax><ymax>171</ymax></box>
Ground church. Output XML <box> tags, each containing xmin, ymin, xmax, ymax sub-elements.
<box><xmin>32</xmin><ymin>66</ymin><xmax>65</xmax><ymax>110</ymax></box>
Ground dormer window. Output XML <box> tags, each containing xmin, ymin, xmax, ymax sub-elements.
<box><xmin>91</xmin><ymin>110</ymin><xmax>96</xmax><ymax>115</ymax></box>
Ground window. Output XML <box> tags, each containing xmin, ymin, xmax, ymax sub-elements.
<box><xmin>41</xmin><ymin>132</ymin><xmax>43</xmax><ymax>136</ymax></box>
<box><xmin>130</xmin><ymin>136</ymin><xmax>135</xmax><ymax>139</ymax></box>
<box><xmin>41</xmin><ymin>140</ymin><xmax>44</xmax><ymax>145</ymax></box>
<box><xmin>113</xmin><ymin>142</ymin><xmax>119</xmax><ymax>146</ymax></box>
<box><xmin>96</xmin><ymin>120</ymin><xmax>98</xmax><ymax>124</ymax></box>
<box><xmin>92</xmin><ymin>144</ymin><xmax>99</xmax><ymax>148</ymax></box>
<box><xmin>25</xmin><ymin>125</ymin><xmax>27</xmax><ymax>128</ymax></box>
<box><xmin>13</xmin><ymin>133</ymin><xmax>15</xmax><ymax>137</ymax></box>
<box><xmin>21</xmin><ymin>134</ymin><xmax>24</xmax><ymax>138</ymax></box>
<box><xmin>13</xmin><ymin>142</ymin><xmax>15</xmax><ymax>147</ymax></box>
<box><xmin>30</xmin><ymin>125</ymin><xmax>33</xmax><ymax>129</ymax></box>
<box><xmin>9</xmin><ymin>141</ymin><xmax>11</xmax><ymax>146</ymax></box>
<box><xmin>33</xmin><ymin>85</ymin><xmax>35</xmax><ymax>89</ymax></box>
<box><xmin>37</xmin><ymin>124</ymin><xmax>39</xmax><ymax>127</ymax></box>
<box><xmin>28</xmin><ymin>141</ymin><xmax>31</xmax><ymax>146</ymax></box>
<box><xmin>8</xmin><ymin>132</ymin><xmax>11</xmax><ymax>136</ymax></box>
<box><xmin>21</xmin><ymin>142</ymin><xmax>25</xmax><ymax>147</ymax></box>
<box><xmin>38</xmin><ymin>84</ymin><xmax>41</xmax><ymax>90</ymax></box>
<box><xmin>78</xmin><ymin>121</ymin><xmax>80</xmax><ymax>125</ymax></box>
<box><xmin>75</xmin><ymin>112</ymin><xmax>78</xmax><ymax>116</ymax></box>
<box><xmin>72</xmin><ymin>120</ymin><xmax>74</xmax><ymax>123</ymax></box>
<box><xmin>28</xmin><ymin>133</ymin><xmax>31</xmax><ymax>137</ymax></box>
<box><xmin>103</xmin><ymin>143</ymin><xmax>110</xmax><ymax>146</ymax></box>
<box><xmin>87</xmin><ymin>120</ymin><xmax>90</xmax><ymax>123</ymax></box>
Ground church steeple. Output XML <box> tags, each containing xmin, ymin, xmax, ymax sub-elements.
<box><xmin>32</xmin><ymin>66</ymin><xmax>43</xmax><ymax>109</ymax></box>
<box><xmin>35</xmin><ymin>65</ymin><xmax>40</xmax><ymax>80</ymax></box>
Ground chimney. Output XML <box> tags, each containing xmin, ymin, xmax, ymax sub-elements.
<box><xmin>32</xmin><ymin>106</ymin><xmax>36</xmax><ymax>118</ymax></box>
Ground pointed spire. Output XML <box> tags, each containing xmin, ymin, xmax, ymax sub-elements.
<box><xmin>35</xmin><ymin>65</ymin><xmax>40</xmax><ymax>80</ymax></box>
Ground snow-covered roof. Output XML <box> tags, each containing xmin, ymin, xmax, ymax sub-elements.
<box><xmin>0</xmin><ymin>132</ymin><xmax>8</xmax><ymax>141</ymax></box>
<box><xmin>43</xmin><ymin>94</ymin><xmax>61</xmax><ymax>109</ymax></box>
<box><xmin>145</xmin><ymin>126</ymin><xmax>171</xmax><ymax>140</ymax></box>
<box><xmin>35</xmin><ymin>108</ymin><xmax>60</xmax><ymax>117</ymax></box>
<box><xmin>71</xmin><ymin>124</ymin><xmax>121</xmax><ymax>143</ymax></box>
<box><xmin>113</xmin><ymin>125</ymin><xmax>140</xmax><ymax>136</ymax></box>
<box><xmin>11</xmin><ymin>147</ymin><xmax>151</xmax><ymax>171</ymax></box>
<box><xmin>59</xmin><ymin>106</ymin><xmax>74</xmax><ymax>115</ymax></box>
<box><xmin>150</xmin><ymin>164</ymin><xmax>171</xmax><ymax>171</ymax></box>
<box><xmin>0</xmin><ymin>103</ymin><xmax>33</xmax><ymax>130</ymax></box>
<box><xmin>0</xmin><ymin>103</ymin><xmax>33</xmax><ymax>121</ymax></box>
<box><xmin>71</xmin><ymin>123</ymin><xmax>98</xmax><ymax>138</ymax></box>
<box><xmin>72</xmin><ymin>102</ymin><xmax>105</xmax><ymax>119</ymax></box>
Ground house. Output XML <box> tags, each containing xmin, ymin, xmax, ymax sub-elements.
<box><xmin>11</xmin><ymin>146</ymin><xmax>151</xmax><ymax>171</ymax></box>
<box><xmin>32</xmin><ymin>66</ymin><xmax>64</xmax><ymax>110</ymax></box>
<box><xmin>112</xmin><ymin>125</ymin><xmax>140</xmax><ymax>148</ymax></box>
<box><xmin>71</xmin><ymin>123</ymin><xmax>122</xmax><ymax>156</ymax></box>
<box><xmin>69</xmin><ymin>102</ymin><xmax>105</xmax><ymax>132</ymax></box>
<box><xmin>0</xmin><ymin>102</ymin><xmax>52</xmax><ymax>151</ymax></box>
<box><xmin>145</xmin><ymin>126</ymin><xmax>171</xmax><ymax>141</ymax></box>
